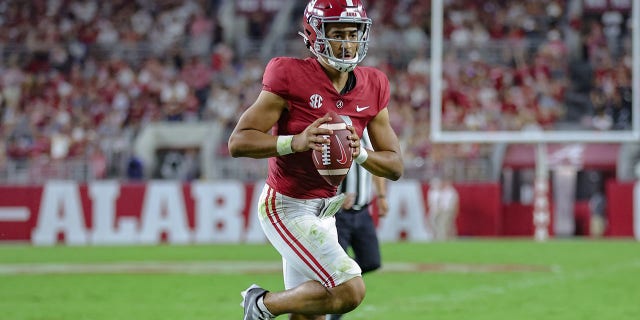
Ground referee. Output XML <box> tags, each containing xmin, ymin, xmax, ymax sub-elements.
<box><xmin>328</xmin><ymin>130</ymin><xmax>388</xmax><ymax>320</ymax></box>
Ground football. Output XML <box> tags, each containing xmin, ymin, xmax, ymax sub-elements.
<box><xmin>312</xmin><ymin>111</ymin><xmax>353</xmax><ymax>186</ymax></box>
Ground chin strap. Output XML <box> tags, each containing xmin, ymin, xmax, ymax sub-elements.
<box><xmin>298</xmin><ymin>31</ymin><xmax>311</xmax><ymax>49</ymax></box>
<box><xmin>326</xmin><ymin>57</ymin><xmax>356</xmax><ymax>72</ymax></box>
<box><xmin>321</xmin><ymin>54</ymin><xmax>358</xmax><ymax>73</ymax></box>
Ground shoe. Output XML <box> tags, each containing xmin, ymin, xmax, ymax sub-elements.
<box><xmin>241</xmin><ymin>284</ymin><xmax>274</xmax><ymax>320</ymax></box>
<box><xmin>327</xmin><ymin>315</ymin><xmax>343</xmax><ymax>320</ymax></box>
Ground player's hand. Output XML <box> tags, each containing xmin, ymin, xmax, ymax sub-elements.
<box><xmin>291</xmin><ymin>114</ymin><xmax>334</xmax><ymax>152</ymax></box>
<box><xmin>346</xmin><ymin>125</ymin><xmax>361</xmax><ymax>157</ymax></box>
<box><xmin>342</xmin><ymin>193</ymin><xmax>356</xmax><ymax>209</ymax></box>
<box><xmin>377</xmin><ymin>197</ymin><xmax>389</xmax><ymax>217</ymax></box>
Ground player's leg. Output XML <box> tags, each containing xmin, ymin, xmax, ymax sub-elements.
<box><xmin>279</xmin><ymin>254</ymin><xmax>364</xmax><ymax>319</ymax></box>
<box><xmin>326</xmin><ymin>212</ymin><xmax>358</xmax><ymax>320</ymax></box>
<box><xmin>266</xmin><ymin>277</ymin><xmax>365</xmax><ymax>319</ymax></box>
<box><xmin>248</xmin><ymin>185</ymin><xmax>365</xmax><ymax>317</ymax></box>
<box><xmin>350</xmin><ymin>208</ymin><xmax>381</xmax><ymax>273</ymax></box>
<box><xmin>328</xmin><ymin>208</ymin><xmax>381</xmax><ymax>320</ymax></box>
<box><xmin>262</xmin><ymin>222</ymin><xmax>365</xmax><ymax>317</ymax></box>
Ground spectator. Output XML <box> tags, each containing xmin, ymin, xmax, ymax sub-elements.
<box><xmin>428</xmin><ymin>178</ymin><xmax>460</xmax><ymax>241</ymax></box>
<box><xmin>180</xmin><ymin>55</ymin><xmax>213</xmax><ymax>114</ymax></box>
<box><xmin>1</xmin><ymin>55</ymin><xmax>25</xmax><ymax>111</ymax></box>
<box><xmin>187</xmin><ymin>10</ymin><xmax>215</xmax><ymax>56</ymax></box>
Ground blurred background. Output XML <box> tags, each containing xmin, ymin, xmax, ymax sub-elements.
<box><xmin>0</xmin><ymin>0</ymin><xmax>638</xmax><ymax>243</ymax></box>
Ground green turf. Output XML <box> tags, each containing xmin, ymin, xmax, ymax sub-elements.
<box><xmin>0</xmin><ymin>240</ymin><xmax>638</xmax><ymax>319</ymax></box>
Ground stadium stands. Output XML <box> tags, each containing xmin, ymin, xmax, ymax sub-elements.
<box><xmin>0</xmin><ymin>0</ymin><xmax>634</xmax><ymax>184</ymax></box>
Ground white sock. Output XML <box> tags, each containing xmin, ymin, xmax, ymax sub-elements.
<box><xmin>257</xmin><ymin>295</ymin><xmax>275</xmax><ymax>317</ymax></box>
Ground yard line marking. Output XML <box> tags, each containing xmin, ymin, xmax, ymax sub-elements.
<box><xmin>0</xmin><ymin>207</ymin><xmax>30</xmax><ymax>221</ymax></box>
<box><xmin>0</xmin><ymin>261</ymin><xmax>282</xmax><ymax>275</ymax></box>
<box><xmin>0</xmin><ymin>261</ymin><xmax>555</xmax><ymax>275</ymax></box>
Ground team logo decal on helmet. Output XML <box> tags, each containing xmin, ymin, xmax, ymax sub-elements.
<box><xmin>299</xmin><ymin>0</ymin><xmax>372</xmax><ymax>72</ymax></box>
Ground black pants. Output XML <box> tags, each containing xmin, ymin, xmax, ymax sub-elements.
<box><xmin>335</xmin><ymin>206</ymin><xmax>381</xmax><ymax>274</ymax></box>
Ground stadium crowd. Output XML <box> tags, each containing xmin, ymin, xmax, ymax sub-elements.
<box><xmin>0</xmin><ymin>0</ymin><xmax>633</xmax><ymax>183</ymax></box>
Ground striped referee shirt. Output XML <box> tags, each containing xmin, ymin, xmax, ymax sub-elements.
<box><xmin>339</xmin><ymin>129</ymin><xmax>373</xmax><ymax>211</ymax></box>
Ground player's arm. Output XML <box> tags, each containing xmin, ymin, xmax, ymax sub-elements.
<box><xmin>358</xmin><ymin>108</ymin><xmax>403</xmax><ymax>180</ymax></box>
<box><xmin>228</xmin><ymin>90</ymin><xmax>333</xmax><ymax>158</ymax></box>
<box><xmin>372</xmin><ymin>174</ymin><xmax>389</xmax><ymax>217</ymax></box>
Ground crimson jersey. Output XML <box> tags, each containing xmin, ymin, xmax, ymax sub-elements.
<box><xmin>263</xmin><ymin>57</ymin><xmax>390</xmax><ymax>199</ymax></box>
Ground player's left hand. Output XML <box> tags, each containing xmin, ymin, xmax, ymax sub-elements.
<box><xmin>346</xmin><ymin>125</ymin><xmax>361</xmax><ymax>157</ymax></box>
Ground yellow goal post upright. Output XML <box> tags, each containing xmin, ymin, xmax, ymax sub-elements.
<box><xmin>429</xmin><ymin>0</ymin><xmax>640</xmax><ymax>241</ymax></box>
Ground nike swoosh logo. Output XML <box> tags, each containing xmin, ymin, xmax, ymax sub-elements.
<box><xmin>336</xmin><ymin>137</ymin><xmax>348</xmax><ymax>165</ymax></box>
<box><xmin>356</xmin><ymin>106</ymin><xmax>370</xmax><ymax>112</ymax></box>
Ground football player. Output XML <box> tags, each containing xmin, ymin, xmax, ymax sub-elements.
<box><xmin>228</xmin><ymin>1</ymin><xmax>403</xmax><ymax>319</ymax></box>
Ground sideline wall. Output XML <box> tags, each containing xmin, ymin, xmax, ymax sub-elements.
<box><xmin>0</xmin><ymin>180</ymin><xmax>636</xmax><ymax>245</ymax></box>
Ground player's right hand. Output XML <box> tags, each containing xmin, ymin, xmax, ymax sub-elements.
<box><xmin>291</xmin><ymin>114</ymin><xmax>334</xmax><ymax>153</ymax></box>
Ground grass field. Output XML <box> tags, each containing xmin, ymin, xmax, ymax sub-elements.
<box><xmin>1</xmin><ymin>239</ymin><xmax>639</xmax><ymax>320</ymax></box>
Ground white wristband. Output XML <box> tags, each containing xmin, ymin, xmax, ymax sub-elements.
<box><xmin>355</xmin><ymin>147</ymin><xmax>368</xmax><ymax>164</ymax></box>
<box><xmin>276</xmin><ymin>135</ymin><xmax>294</xmax><ymax>156</ymax></box>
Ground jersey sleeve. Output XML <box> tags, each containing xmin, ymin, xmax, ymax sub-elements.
<box><xmin>262</xmin><ymin>57</ymin><xmax>290</xmax><ymax>98</ymax></box>
<box><xmin>376</xmin><ymin>69</ymin><xmax>391</xmax><ymax>111</ymax></box>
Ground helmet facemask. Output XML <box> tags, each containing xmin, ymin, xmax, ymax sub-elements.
<box><xmin>301</xmin><ymin>16</ymin><xmax>371</xmax><ymax>72</ymax></box>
